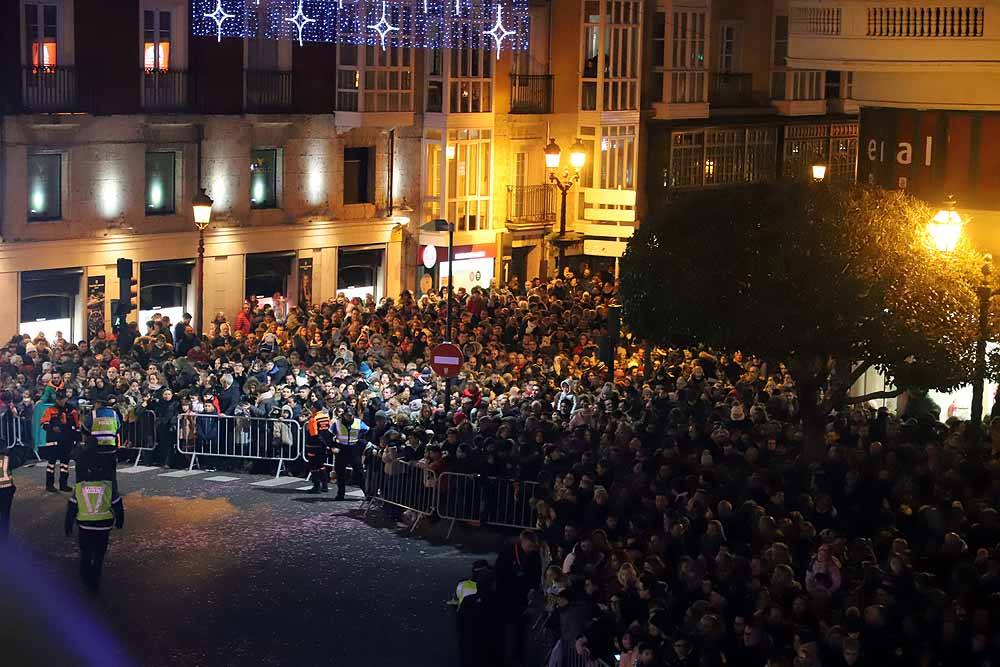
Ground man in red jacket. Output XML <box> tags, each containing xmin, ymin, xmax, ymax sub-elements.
<box><xmin>235</xmin><ymin>303</ymin><xmax>252</xmax><ymax>336</ymax></box>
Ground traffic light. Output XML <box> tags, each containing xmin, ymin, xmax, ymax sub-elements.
<box><xmin>113</xmin><ymin>259</ymin><xmax>137</xmax><ymax>333</ymax></box>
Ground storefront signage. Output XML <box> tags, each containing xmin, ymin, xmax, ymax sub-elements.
<box><xmin>858</xmin><ymin>107</ymin><xmax>1000</xmax><ymax>209</ymax></box>
<box><xmin>422</xmin><ymin>245</ymin><xmax>437</xmax><ymax>270</ymax></box>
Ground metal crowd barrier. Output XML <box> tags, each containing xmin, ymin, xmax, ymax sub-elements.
<box><xmin>361</xmin><ymin>458</ymin><xmax>438</xmax><ymax>532</ymax></box>
<box><xmin>175</xmin><ymin>413</ymin><xmax>303</xmax><ymax>478</ymax></box>
<box><xmin>437</xmin><ymin>472</ymin><xmax>541</xmax><ymax>538</ymax></box>
<box><xmin>0</xmin><ymin>410</ymin><xmax>37</xmax><ymax>460</ymax></box>
<box><xmin>119</xmin><ymin>408</ymin><xmax>157</xmax><ymax>467</ymax></box>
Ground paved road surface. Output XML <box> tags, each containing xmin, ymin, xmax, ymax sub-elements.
<box><xmin>1</xmin><ymin>458</ymin><xmax>494</xmax><ymax>667</ymax></box>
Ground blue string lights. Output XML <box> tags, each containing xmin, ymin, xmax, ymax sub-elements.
<box><xmin>189</xmin><ymin>0</ymin><xmax>529</xmax><ymax>52</ymax></box>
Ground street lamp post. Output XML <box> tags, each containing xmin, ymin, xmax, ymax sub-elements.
<box><xmin>811</xmin><ymin>163</ymin><xmax>827</xmax><ymax>182</ymax></box>
<box><xmin>544</xmin><ymin>138</ymin><xmax>587</xmax><ymax>276</ymax></box>
<box><xmin>422</xmin><ymin>218</ymin><xmax>455</xmax><ymax>413</ymax></box>
<box><xmin>192</xmin><ymin>188</ymin><xmax>214</xmax><ymax>338</ymax></box>
<box><xmin>926</xmin><ymin>196</ymin><xmax>993</xmax><ymax>443</ymax></box>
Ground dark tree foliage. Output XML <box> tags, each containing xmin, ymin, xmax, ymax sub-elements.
<box><xmin>621</xmin><ymin>182</ymin><xmax>987</xmax><ymax>459</ymax></box>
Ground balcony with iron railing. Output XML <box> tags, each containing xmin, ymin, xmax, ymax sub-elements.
<box><xmin>245</xmin><ymin>69</ymin><xmax>293</xmax><ymax>112</ymax></box>
<box><xmin>709</xmin><ymin>72</ymin><xmax>753</xmax><ymax>108</ymax></box>
<box><xmin>788</xmin><ymin>2</ymin><xmax>995</xmax><ymax>70</ymax></box>
<box><xmin>141</xmin><ymin>69</ymin><xmax>189</xmax><ymax>112</ymax></box>
<box><xmin>510</xmin><ymin>74</ymin><xmax>553</xmax><ymax>114</ymax></box>
<box><xmin>507</xmin><ymin>184</ymin><xmax>555</xmax><ymax>230</ymax></box>
<box><xmin>21</xmin><ymin>66</ymin><xmax>79</xmax><ymax>112</ymax></box>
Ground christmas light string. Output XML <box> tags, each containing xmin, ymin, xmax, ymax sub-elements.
<box><xmin>190</xmin><ymin>0</ymin><xmax>529</xmax><ymax>51</ymax></box>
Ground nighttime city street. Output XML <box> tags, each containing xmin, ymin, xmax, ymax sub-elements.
<box><xmin>7</xmin><ymin>0</ymin><xmax>1000</xmax><ymax>665</ymax></box>
<box><xmin>3</xmin><ymin>461</ymin><xmax>487</xmax><ymax>667</ymax></box>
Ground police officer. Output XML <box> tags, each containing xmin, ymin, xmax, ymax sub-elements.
<box><xmin>330</xmin><ymin>409</ymin><xmax>369</xmax><ymax>500</ymax></box>
<box><xmin>454</xmin><ymin>560</ymin><xmax>500</xmax><ymax>667</ymax></box>
<box><xmin>65</xmin><ymin>449</ymin><xmax>124</xmax><ymax>591</ymax></box>
<box><xmin>304</xmin><ymin>401</ymin><xmax>332</xmax><ymax>494</ymax></box>
<box><xmin>40</xmin><ymin>390</ymin><xmax>80</xmax><ymax>492</ymax></box>
<box><xmin>82</xmin><ymin>396</ymin><xmax>122</xmax><ymax>485</ymax></box>
<box><xmin>0</xmin><ymin>444</ymin><xmax>32</xmax><ymax>541</ymax></box>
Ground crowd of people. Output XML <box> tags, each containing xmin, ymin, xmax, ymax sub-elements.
<box><xmin>5</xmin><ymin>267</ymin><xmax>1000</xmax><ymax>667</ymax></box>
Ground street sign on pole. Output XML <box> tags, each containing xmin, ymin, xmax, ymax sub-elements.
<box><xmin>430</xmin><ymin>342</ymin><xmax>463</xmax><ymax>378</ymax></box>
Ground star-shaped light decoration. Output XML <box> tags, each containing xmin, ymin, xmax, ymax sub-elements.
<box><xmin>484</xmin><ymin>5</ymin><xmax>515</xmax><ymax>60</ymax></box>
<box><xmin>284</xmin><ymin>0</ymin><xmax>316</xmax><ymax>47</ymax></box>
<box><xmin>367</xmin><ymin>1</ymin><xmax>399</xmax><ymax>52</ymax></box>
<box><xmin>204</xmin><ymin>0</ymin><xmax>235</xmax><ymax>43</ymax></box>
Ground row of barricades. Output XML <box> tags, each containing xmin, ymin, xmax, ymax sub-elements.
<box><xmin>175</xmin><ymin>413</ymin><xmax>303</xmax><ymax>478</ymax></box>
<box><xmin>361</xmin><ymin>460</ymin><xmax>542</xmax><ymax>535</ymax></box>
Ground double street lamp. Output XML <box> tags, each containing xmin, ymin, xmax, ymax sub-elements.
<box><xmin>192</xmin><ymin>188</ymin><xmax>214</xmax><ymax>337</ymax></box>
<box><xmin>926</xmin><ymin>196</ymin><xmax>992</xmax><ymax>443</ymax></box>
<box><xmin>544</xmin><ymin>138</ymin><xmax>587</xmax><ymax>276</ymax></box>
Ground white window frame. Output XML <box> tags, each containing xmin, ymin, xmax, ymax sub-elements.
<box><xmin>20</xmin><ymin>0</ymin><xmax>74</xmax><ymax>67</ymax></box>
<box><xmin>718</xmin><ymin>21</ymin><xmax>742</xmax><ymax>73</ymax></box>
<box><xmin>139</xmin><ymin>0</ymin><xmax>188</xmax><ymax>71</ymax></box>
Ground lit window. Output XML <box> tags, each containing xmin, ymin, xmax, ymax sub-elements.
<box><xmin>27</xmin><ymin>154</ymin><xmax>61</xmax><ymax>222</ymax></box>
<box><xmin>250</xmin><ymin>149</ymin><xmax>278</xmax><ymax>209</ymax></box>
<box><xmin>145</xmin><ymin>152</ymin><xmax>176</xmax><ymax>215</ymax></box>
<box><xmin>143</xmin><ymin>10</ymin><xmax>171</xmax><ymax>70</ymax></box>
<box><xmin>25</xmin><ymin>3</ymin><xmax>58</xmax><ymax>68</ymax></box>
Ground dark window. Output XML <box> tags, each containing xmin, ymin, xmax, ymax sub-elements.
<box><xmin>27</xmin><ymin>154</ymin><xmax>61</xmax><ymax>221</ymax></box>
<box><xmin>145</xmin><ymin>152</ymin><xmax>176</xmax><ymax>215</ymax></box>
<box><xmin>250</xmin><ymin>148</ymin><xmax>278</xmax><ymax>209</ymax></box>
<box><xmin>773</xmin><ymin>15</ymin><xmax>789</xmax><ymax>66</ymax></box>
<box><xmin>245</xmin><ymin>252</ymin><xmax>293</xmax><ymax>300</ymax></box>
<box><xmin>344</xmin><ymin>147</ymin><xmax>374</xmax><ymax>204</ymax></box>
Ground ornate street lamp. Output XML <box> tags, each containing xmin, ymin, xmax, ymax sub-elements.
<box><xmin>191</xmin><ymin>188</ymin><xmax>214</xmax><ymax>337</ymax></box>
<box><xmin>544</xmin><ymin>138</ymin><xmax>587</xmax><ymax>276</ymax></box>
<box><xmin>811</xmin><ymin>163</ymin><xmax>827</xmax><ymax>182</ymax></box>
<box><xmin>927</xmin><ymin>196</ymin><xmax>992</xmax><ymax>442</ymax></box>
<box><xmin>927</xmin><ymin>195</ymin><xmax>964</xmax><ymax>253</ymax></box>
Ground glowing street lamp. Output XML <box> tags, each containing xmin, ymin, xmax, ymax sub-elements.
<box><xmin>544</xmin><ymin>138</ymin><xmax>587</xmax><ymax>276</ymax></box>
<box><xmin>191</xmin><ymin>188</ymin><xmax>214</xmax><ymax>336</ymax></box>
<box><xmin>927</xmin><ymin>195</ymin><xmax>964</xmax><ymax>253</ymax></box>
<box><xmin>927</xmin><ymin>195</ymin><xmax>992</xmax><ymax>444</ymax></box>
<box><xmin>811</xmin><ymin>163</ymin><xmax>827</xmax><ymax>182</ymax></box>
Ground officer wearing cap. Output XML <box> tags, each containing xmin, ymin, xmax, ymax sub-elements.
<box><xmin>330</xmin><ymin>408</ymin><xmax>369</xmax><ymax>500</ymax></box>
<box><xmin>65</xmin><ymin>448</ymin><xmax>124</xmax><ymax>591</ymax></box>
<box><xmin>39</xmin><ymin>389</ymin><xmax>80</xmax><ymax>492</ymax></box>
<box><xmin>82</xmin><ymin>395</ymin><xmax>122</xmax><ymax>473</ymax></box>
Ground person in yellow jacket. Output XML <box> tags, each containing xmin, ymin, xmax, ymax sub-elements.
<box><xmin>0</xmin><ymin>443</ymin><xmax>32</xmax><ymax>541</ymax></box>
<box><xmin>65</xmin><ymin>449</ymin><xmax>124</xmax><ymax>591</ymax></box>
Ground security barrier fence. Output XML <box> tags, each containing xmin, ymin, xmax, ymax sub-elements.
<box><xmin>175</xmin><ymin>413</ymin><xmax>303</xmax><ymax>478</ymax></box>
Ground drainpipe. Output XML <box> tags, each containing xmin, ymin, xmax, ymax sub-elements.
<box><xmin>386</xmin><ymin>128</ymin><xmax>395</xmax><ymax>216</ymax></box>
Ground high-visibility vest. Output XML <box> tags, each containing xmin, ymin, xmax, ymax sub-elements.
<box><xmin>333</xmin><ymin>419</ymin><xmax>362</xmax><ymax>446</ymax></box>
<box><xmin>89</xmin><ymin>408</ymin><xmax>120</xmax><ymax>448</ymax></box>
<box><xmin>307</xmin><ymin>411</ymin><xmax>331</xmax><ymax>438</ymax></box>
<box><xmin>455</xmin><ymin>580</ymin><xmax>478</xmax><ymax>609</ymax></box>
<box><xmin>74</xmin><ymin>481</ymin><xmax>114</xmax><ymax>522</ymax></box>
<box><xmin>0</xmin><ymin>455</ymin><xmax>11</xmax><ymax>490</ymax></box>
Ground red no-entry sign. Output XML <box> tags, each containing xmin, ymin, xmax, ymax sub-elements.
<box><xmin>430</xmin><ymin>342</ymin><xmax>463</xmax><ymax>378</ymax></box>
